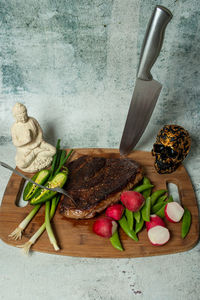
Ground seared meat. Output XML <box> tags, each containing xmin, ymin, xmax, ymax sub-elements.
<box><xmin>59</xmin><ymin>155</ymin><xmax>143</xmax><ymax>219</ymax></box>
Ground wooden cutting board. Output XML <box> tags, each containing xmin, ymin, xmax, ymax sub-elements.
<box><xmin>0</xmin><ymin>149</ymin><xmax>199</xmax><ymax>258</ymax></box>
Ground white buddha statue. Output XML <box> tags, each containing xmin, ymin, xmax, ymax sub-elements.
<box><xmin>11</xmin><ymin>103</ymin><xmax>56</xmax><ymax>173</ymax></box>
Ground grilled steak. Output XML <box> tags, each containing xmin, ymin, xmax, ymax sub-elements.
<box><xmin>59</xmin><ymin>155</ymin><xmax>143</xmax><ymax>219</ymax></box>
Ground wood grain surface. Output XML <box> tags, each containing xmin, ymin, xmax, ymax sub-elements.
<box><xmin>0</xmin><ymin>149</ymin><xmax>199</xmax><ymax>258</ymax></box>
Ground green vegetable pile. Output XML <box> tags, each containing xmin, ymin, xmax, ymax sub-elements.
<box><xmin>9</xmin><ymin>139</ymin><xmax>73</xmax><ymax>254</ymax></box>
<box><xmin>109</xmin><ymin>177</ymin><xmax>164</xmax><ymax>250</ymax></box>
<box><xmin>110</xmin><ymin>176</ymin><xmax>192</xmax><ymax>251</ymax></box>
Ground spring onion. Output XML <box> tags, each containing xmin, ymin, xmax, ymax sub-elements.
<box><xmin>44</xmin><ymin>145</ymin><xmax>72</xmax><ymax>251</ymax></box>
<box><xmin>8</xmin><ymin>140</ymin><xmax>62</xmax><ymax>241</ymax></box>
<box><xmin>45</xmin><ymin>200</ymin><xmax>59</xmax><ymax>250</ymax></box>
<box><xmin>49</xmin><ymin>139</ymin><xmax>61</xmax><ymax>179</ymax></box>
<box><xmin>8</xmin><ymin>204</ymin><xmax>41</xmax><ymax>240</ymax></box>
<box><xmin>54</xmin><ymin>149</ymin><xmax>73</xmax><ymax>176</ymax></box>
<box><xmin>9</xmin><ymin>138</ymin><xmax>73</xmax><ymax>253</ymax></box>
<box><xmin>17</xmin><ymin>196</ymin><xmax>59</xmax><ymax>254</ymax></box>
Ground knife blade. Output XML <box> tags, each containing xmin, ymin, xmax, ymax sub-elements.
<box><xmin>120</xmin><ymin>5</ymin><xmax>172</xmax><ymax>155</ymax></box>
<box><xmin>0</xmin><ymin>161</ymin><xmax>77</xmax><ymax>206</ymax></box>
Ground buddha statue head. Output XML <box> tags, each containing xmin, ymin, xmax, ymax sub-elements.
<box><xmin>12</xmin><ymin>103</ymin><xmax>28</xmax><ymax>123</ymax></box>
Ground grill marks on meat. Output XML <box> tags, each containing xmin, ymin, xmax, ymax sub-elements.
<box><xmin>59</xmin><ymin>155</ymin><xmax>143</xmax><ymax>219</ymax></box>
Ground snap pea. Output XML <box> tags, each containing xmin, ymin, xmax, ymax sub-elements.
<box><xmin>135</xmin><ymin>217</ymin><xmax>144</xmax><ymax>234</ymax></box>
<box><xmin>141</xmin><ymin>196</ymin><xmax>151</xmax><ymax>222</ymax></box>
<box><xmin>181</xmin><ymin>207</ymin><xmax>191</xmax><ymax>239</ymax></box>
<box><xmin>155</xmin><ymin>195</ymin><xmax>173</xmax><ymax>218</ymax></box>
<box><xmin>133</xmin><ymin>211</ymin><xmax>141</xmax><ymax>223</ymax></box>
<box><xmin>133</xmin><ymin>184</ymin><xmax>154</xmax><ymax>193</ymax></box>
<box><xmin>125</xmin><ymin>208</ymin><xmax>134</xmax><ymax>230</ymax></box>
<box><xmin>30</xmin><ymin>170</ymin><xmax>68</xmax><ymax>205</ymax></box>
<box><xmin>151</xmin><ymin>189</ymin><xmax>167</xmax><ymax>206</ymax></box>
<box><xmin>110</xmin><ymin>229</ymin><xmax>124</xmax><ymax>251</ymax></box>
<box><xmin>142</xmin><ymin>177</ymin><xmax>152</xmax><ymax>199</ymax></box>
<box><xmin>156</xmin><ymin>194</ymin><xmax>168</xmax><ymax>204</ymax></box>
<box><xmin>151</xmin><ymin>202</ymin><xmax>165</xmax><ymax>214</ymax></box>
<box><xmin>118</xmin><ymin>215</ymin><xmax>138</xmax><ymax>241</ymax></box>
<box><xmin>23</xmin><ymin>169</ymin><xmax>50</xmax><ymax>201</ymax></box>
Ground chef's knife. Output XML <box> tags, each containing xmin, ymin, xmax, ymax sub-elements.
<box><xmin>120</xmin><ymin>5</ymin><xmax>172</xmax><ymax>155</ymax></box>
<box><xmin>0</xmin><ymin>161</ymin><xmax>77</xmax><ymax>206</ymax></box>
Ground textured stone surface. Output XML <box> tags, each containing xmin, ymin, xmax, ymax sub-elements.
<box><xmin>0</xmin><ymin>1</ymin><xmax>200</xmax><ymax>299</ymax></box>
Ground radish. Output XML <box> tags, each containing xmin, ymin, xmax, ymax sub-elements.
<box><xmin>93</xmin><ymin>217</ymin><xmax>117</xmax><ymax>238</ymax></box>
<box><xmin>106</xmin><ymin>204</ymin><xmax>124</xmax><ymax>220</ymax></box>
<box><xmin>148</xmin><ymin>226</ymin><xmax>170</xmax><ymax>246</ymax></box>
<box><xmin>165</xmin><ymin>202</ymin><xmax>184</xmax><ymax>223</ymax></box>
<box><xmin>120</xmin><ymin>191</ymin><xmax>145</xmax><ymax>212</ymax></box>
<box><xmin>146</xmin><ymin>214</ymin><xmax>166</xmax><ymax>231</ymax></box>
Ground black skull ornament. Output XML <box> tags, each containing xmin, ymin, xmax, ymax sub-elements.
<box><xmin>152</xmin><ymin>125</ymin><xmax>191</xmax><ymax>174</ymax></box>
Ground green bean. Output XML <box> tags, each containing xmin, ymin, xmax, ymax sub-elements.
<box><xmin>118</xmin><ymin>216</ymin><xmax>138</xmax><ymax>241</ymax></box>
<box><xmin>155</xmin><ymin>196</ymin><xmax>173</xmax><ymax>218</ymax></box>
<box><xmin>135</xmin><ymin>218</ymin><xmax>144</xmax><ymax>234</ymax></box>
<box><xmin>151</xmin><ymin>189</ymin><xmax>167</xmax><ymax>206</ymax></box>
<box><xmin>110</xmin><ymin>230</ymin><xmax>124</xmax><ymax>251</ymax></box>
<box><xmin>156</xmin><ymin>194</ymin><xmax>168</xmax><ymax>204</ymax></box>
<box><xmin>125</xmin><ymin>208</ymin><xmax>134</xmax><ymax>230</ymax></box>
<box><xmin>141</xmin><ymin>196</ymin><xmax>151</xmax><ymax>222</ymax></box>
<box><xmin>133</xmin><ymin>184</ymin><xmax>154</xmax><ymax>193</ymax></box>
<box><xmin>142</xmin><ymin>177</ymin><xmax>152</xmax><ymax>199</ymax></box>
<box><xmin>133</xmin><ymin>211</ymin><xmax>141</xmax><ymax>223</ymax></box>
<box><xmin>181</xmin><ymin>207</ymin><xmax>191</xmax><ymax>239</ymax></box>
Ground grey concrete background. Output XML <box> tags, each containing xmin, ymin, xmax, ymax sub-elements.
<box><xmin>0</xmin><ymin>1</ymin><xmax>199</xmax><ymax>299</ymax></box>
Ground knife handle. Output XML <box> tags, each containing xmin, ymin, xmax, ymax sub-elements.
<box><xmin>137</xmin><ymin>5</ymin><xmax>172</xmax><ymax>81</ymax></box>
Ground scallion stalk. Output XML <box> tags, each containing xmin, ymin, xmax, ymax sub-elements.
<box><xmin>49</xmin><ymin>139</ymin><xmax>61</xmax><ymax>179</ymax></box>
<box><xmin>54</xmin><ymin>149</ymin><xmax>73</xmax><ymax>176</ymax></box>
<box><xmin>17</xmin><ymin>196</ymin><xmax>59</xmax><ymax>254</ymax></box>
<box><xmin>61</xmin><ymin>149</ymin><xmax>73</xmax><ymax>166</ymax></box>
<box><xmin>44</xmin><ymin>148</ymin><xmax>72</xmax><ymax>250</ymax></box>
<box><xmin>45</xmin><ymin>200</ymin><xmax>59</xmax><ymax>251</ymax></box>
<box><xmin>8</xmin><ymin>204</ymin><xmax>41</xmax><ymax>240</ymax></box>
<box><xmin>9</xmin><ymin>139</ymin><xmax>62</xmax><ymax>241</ymax></box>
<box><xmin>12</xmin><ymin>140</ymin><xmax>72</xmax><ymax>252</ymax></box>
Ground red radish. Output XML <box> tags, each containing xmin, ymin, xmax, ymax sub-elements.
<box><xmin>93</xmin><ymin>217</ymin><xmax>117</xmax><ymax>238</ymax></box>
<box><xmin>148</xmin><ymin>226</ymin><xmax>170</xmax><ymax>246</ymax></box>
<box><xmin>165</xmin><ymin>202</ymin><xmax>184</xmax><ymax>223</ymax></box>
<box><xmin>120</xmin><ymin>191</ymin><xmax>145</xmax><ymax>212</ymax></box>
<box><xmin>106</xmin><ymin>204</ymin><xmax>124</xmax><ymax>220</ymax></box>
<box><xmin>146</xmin><ymin>214</ymin><xmax>166</xmax><ymax>231</ymax></box>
